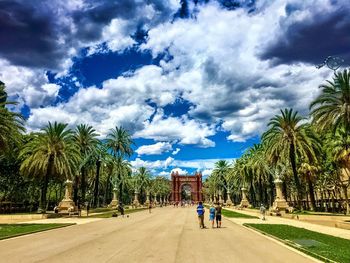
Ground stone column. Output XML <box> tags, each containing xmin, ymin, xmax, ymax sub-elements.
<box><xmin>109</xmin><ymin>187</ymin><xmax>119</xmax><ymax>208</ymax></box>
<box><xmin>133</xmin><ymin>190</ymin><xmax>140</xmax><ymax>207</ymax></box>
<box><xmin>154</xmin><ymin>194</ymin><xmax>158</xmax><ymax>205</ymax></box>
<box><xmin>226</xmin><ymin>191</ymin><xmax>233</xmax><ymax>206</ymax></box>
<box><xmin>145</xmin><ymin>191</ymin><xmax>150</xmax><ymax>206</ymax></box>
<box><xmin>240</xmin><ymin>187</ymin><xmax>250</xmax><ymax>208</ymax></box>
<box><xmin>218</xmin><ymin>190</ymin><xmax>224</xmax><ymax>205</ymax></box>
<box><xmin>271</xmin><ymin>177</ymin><xmax>289</xmax><ymax>213</ymax></box>
<box><xmin>58</xmin><ymin>180</ymin><xmax>76</xmax><ymax>212</ymax></box>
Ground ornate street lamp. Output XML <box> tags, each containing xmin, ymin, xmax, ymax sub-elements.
<box><xmin>316</xmin><ymin>56</ymin><xmax>344</xmax><ymax>72</ymax></box>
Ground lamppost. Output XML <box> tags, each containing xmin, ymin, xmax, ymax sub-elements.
<box><xmin>316</xmin><ymin>56</ymin><xmax>344</xmax><ymax>72</ymax></box>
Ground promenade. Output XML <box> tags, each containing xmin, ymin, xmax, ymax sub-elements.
<box><xmin>0</xmin><ymin>207</ymin><xmax>316</xmax><ymax>263</ymax></box>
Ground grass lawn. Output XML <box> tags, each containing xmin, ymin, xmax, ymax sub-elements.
<box><xmin>221</xmin><ymin>209</ymin><xmax>258</xmax><ymax>219</ymax></box>
<box><xmin>89</xmin><ymin>208</ymin><xmax>148</xmax><ymax>218</ymax></box>
<box><xmin>0</xmin><ymin>223</ymin><xmax>73</xmax><ymax>240</ymax></box>
<box><xmin>245</xmin><ymin>224</ymin><xmax>350</xmax><ymax>263</ymax></box>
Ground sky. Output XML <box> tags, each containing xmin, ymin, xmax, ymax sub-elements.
<box><xmin>1</xmin><ymin>0</ymin><xmax>349</xmax><ymax>177</ymax></box>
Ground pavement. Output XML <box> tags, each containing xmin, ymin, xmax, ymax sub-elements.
<box><xmin>0</xmin><ymin>206</ymin><xmax>317</xmax><ymax>263</ymax></box>
<box><xmin>224</xmin><ymin>207</ymin><xmax>350</xmax><ymax>240</ymax></box>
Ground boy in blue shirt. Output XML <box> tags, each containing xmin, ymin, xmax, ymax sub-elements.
<box><xmin>196</xmin><ymin>201</ymin><xmax>206</xmax><ymax>229</ymax></box>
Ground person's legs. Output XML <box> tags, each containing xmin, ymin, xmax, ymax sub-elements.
<box><xmin>200</xmin><ymin>215</ymin><xmax>205</xmax><ymax>228</ymax></box>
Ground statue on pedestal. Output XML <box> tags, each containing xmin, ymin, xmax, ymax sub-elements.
<box><xmin>57</xmin><ymin>180</ymin><xmax>76</xmax><ymax>213</ymax></box>
<box><xmin>240</xmin><ymin>187</ymin><xmax>250</xmax><ymax>208</ymax></box>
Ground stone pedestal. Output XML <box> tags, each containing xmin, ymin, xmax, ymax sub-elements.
<box><xmin>109</xmin><ymin>187</ymin><xmax>119</xmax><ymax>208</ymax></box>
<box><xmin>218</xmin><ymin>190</ymin><xmax>224</xmax><ymax>205</ymax></box>
<box><xmin>240</xmin><ymin>187</ymin><xmax>250</xmax><ymax>208</ymax></box>
<box><xmin>133</xmin><ymin>191</ymin><xmax>140</xmax><ymax>207</ymax></box>
<box><xmin>271</xmin><ymin>177</ymin><xmax>289</xmax><ymax>214</ymax></box>
<box><xmin>153</xmin><ymin>194</ymin><xmax>158</xmax><ymax>205</ymax></box>
<box><xmin>145</xmin><ymin>192</ymin><xmax>150</xmax><ymax>206</ymax></box>
<box><xmin>226</xmin><ymin>192</ymin><xmax>233</xmax><ymax>206</ymax></box>
<box><xmin>58</xmin><ymin>180</ymin><xmax>76</xmax><ymax>213</ymax></box>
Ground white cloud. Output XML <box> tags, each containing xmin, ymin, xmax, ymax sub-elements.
<box><xmin>201</xmin><ymin>169</ymin><xmax>213</xmax><ymax>177</ymax></box>
<box><xmin>0</xmin><ymin>59</ymin><xmax>61</xmax><ymax>109</ymax></box>
<box><xmin>172</xmin><ymin>148</ymin><xmax>180</xmax><ymax>155</ymax></box>
<box><xmin>136</xmin><ymin>142</ymin><xmax>173</xmax><ymax>156</ymax></box>
<box><xmin>134</xmin><ymin>110</ymin><xmax>215</xmax><ymax>148</ymax></box>
<box><xmin>170</xmin><ymin>167</ymin><xmax>188</xmax><ymax>175</ymax></box>
<box><xmin>130</xmin><ymin>156</ymin><xmax>174</xmax><ymax>171</ymax></box>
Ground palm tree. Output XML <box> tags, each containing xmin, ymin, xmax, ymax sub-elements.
<box><xmin>0</xmin><ymin>82</ymin><xmax>24</xmax><ymax>153</ymax></box>
<box><xmin>247</xmin><ymin>144</ymin><xmax>271</xmax><ymax>205</ymax></box>
<box><xmin>212</xmin><ymin>160</ymin><xmax>230</xmax><ymax>201</ymax></box>
<box><xmin>310</xmin><ymin>69</ymin><xmax>350</xmax><ymax>133</ymax></box>
<box><xmin>19</xmin><ymin>122</ymin><xmax>80</xmax><ymax>212</ymax></box>
<box><xmin>262</xmin><ymin>108</ymin><xmax>320</xmax><ymax>207</ymax></box>
<box><xmin>112</xmin><ymin>156</ymin><xmax>132</xmax><ymax>203</ymax></box>
<box><xmin>106</xmin><ymin>126</ymin><xmax>134</xmax><ymax>158</ymax></box>
<box><xmin>298</xmin><ymin>162</ymin><xmax>319</xmax><ymax>211</ymax></box>
<box><xmin>73</xmin><ymin>124</ymin><xmax>99</xmax><ymax>203</ymax></box>
<box><xmin>106</xmin><ymin>126</ymin><xmax>134</xmax><ymax>200</ymax></box>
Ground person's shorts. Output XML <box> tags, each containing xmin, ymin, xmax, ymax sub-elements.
<box><xmin>209</xmin><ymin>214</ymin><xmax>215</xmax><ymax>221</ymax></box>
<box><xmin>216</xmin><ymin>214</ymin><xmax>222</xmax><ymax>221</ymax></box>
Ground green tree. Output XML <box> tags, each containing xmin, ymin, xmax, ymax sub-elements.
<box><xmin>19</xmin><ymin>122</ymin><xmax>80</xmax><ymax>212</ymax></box>
<box><xmin>262</xmin><ymin>109</ymin><xmax>319</xmax><ymax>207</ymax></box>
<box><xmin>73</xmin><ymin>124</ymin><xmax>99</xmax><ymax>203</ymax></box>
<box><xmin>106</xmin><ymin>126</ymin><xmax>134</xmax><ymax>201</ymax></box>
<box><xmin>310</xmin><ymin>69</ymin><xmax>350</xmax><ymax>133</ymax></box>
<box><xmin>0</xmin><ymin>81</ymin><xmax>24</xmax><ymax>153</ymax></box>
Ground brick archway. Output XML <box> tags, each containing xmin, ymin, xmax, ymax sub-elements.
<box><xmin>170</xmin><ymin>171</ymin><xmax>203</xmax><ymax>202</ymax></box>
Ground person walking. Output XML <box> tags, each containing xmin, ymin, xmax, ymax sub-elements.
<box><xmin>260</xmin><ymin>204</ymin><xmax>266</xmax><ymax>220</ymax></box>
<box><xmin>196</xmin><ymin>201</ymin><xmax>206</xmax><ymax>229</ymax></box>
<box><xmin>215</xmin><ymin>203</ymin><xmax>222</xmax><ymax>228</ymax></box>
<box><xmin>209</xmin><ymin>204</ymin><xmax>216</xmax><ymax>228</ymax></box>
<box><xmin>148</xmin><ymin>202</ymin><xmax>152</xmax><ymax>213</ymax></box>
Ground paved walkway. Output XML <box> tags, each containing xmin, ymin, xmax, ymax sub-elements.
<box><xmin>0</xmin><ymin>207</ymin><xmax>317</xmax><ymax>263</ymax></box>
<box><xmin>224</xmin><ymin>207</ymin><xmax>350</xmax><ymax>240</ymax></box>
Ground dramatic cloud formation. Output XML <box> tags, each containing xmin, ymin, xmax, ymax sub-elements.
<box><xmin>0</xmin><ymin>0</ymin><xmax>346</xmax><ymax>173</ymax></box>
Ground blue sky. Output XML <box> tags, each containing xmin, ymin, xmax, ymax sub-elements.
<box><xmin>1</xmin><ymin>0</ymin><xmax>349</xmax><ymax>177</ymax></box>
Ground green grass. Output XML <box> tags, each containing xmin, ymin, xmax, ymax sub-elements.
<box><xmin>0</xmin><ymin>223</ymin><xmax>73</xmax><ymax>240</ymax></box>
<box><xmin>89</xmin><ymin>208</ymin><xmax>147</xmax><ymax>218</ymax></box>
<box><xmin>221</xmin><ymin>209</ymin><xmax>258</xmax><ymax>219</ymax></box>
<box><xmin>245</xmin><ymin>224</ymin><xmax>350</xmax><ymax>263</ymax></box>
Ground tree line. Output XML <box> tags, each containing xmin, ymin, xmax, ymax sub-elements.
<box><xmin>205</xmin><ymin>70</ymin><xmax>350</xmax><ymax>214</ymax></box>
<box><xmin>0</xmin><ymin>81</ymin><xmax>170</xmax><ymax>213</ymax></box>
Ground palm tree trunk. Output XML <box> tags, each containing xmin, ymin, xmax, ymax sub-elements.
<box><xmin>81</xmin><ymin>167</ymin><xmax>86</xmax><ymax>203</ymax></box>
<box><xmin>289</xmin><ymin>142</ymin><xmax>302</xmax><ymax>208</ymax></box>
<box><xmin>73</xmin><ymin>174</ymin><xmax>78</xmax><ymax>204</ymax></box>
<box><xmin>93</xmin><ymin>159</ymin><xmax>101</xmax><ymax>208</ymax></box>
<box><xmin>118</xmin><ymin>172</ymin><xmax>123</xmax><ymax>203</ymax></box>
<box><xmin>269</xmin><ymin>173</ymin><xmax>274</xmax><ymax>206</ymax></box>
<box><xmin>306</xmin><ymin>174</ymin><xmax>316</xmax><ymax>211</ymax></box>
<box><xmin>40</xmin><ymin>157</ymin><xmax>52</xmax><ymax>213</ymax></box>
<box><xmin>258</xmin><ymin>174</ymin><xmax>263</xmax><ymax>204</ymax></box>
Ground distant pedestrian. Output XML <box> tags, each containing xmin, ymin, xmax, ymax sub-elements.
<box><xmin>260</xmin><ymin>204</ymin><xmax>266</xmax><ymax>220</ymax></box>
<box><xmin>117</xmin><ymin>202</ymin><xmax>125</xmax><ymax>217</ymax></box>
<box><xmin>209</xmin><ymin>204</ymin><xmax>216</xmax><ymax>228</ymax></box>
<box><xmin>148</xmin><ymin>202</ymin><xmax>152</xmax><ymax>213</ymax></box>
<box><xmin>215</xmin><ymin>203</ymin><xmax>222</xmax><ymax>228</ymax></box>
<box><xmin>196</xmin><ymin>201</ymin><xmax>206</xmax><ymax>229</ymax></box>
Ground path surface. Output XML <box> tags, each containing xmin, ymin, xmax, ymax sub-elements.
<box><xmin>0</xmin><ymin>207</ymin><xmax>316</xmax><ymax>263</ymax></box>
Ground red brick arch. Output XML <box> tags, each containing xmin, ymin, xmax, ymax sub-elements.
<box><xmin>170</xmin><ymin>171</ymin><xmax>203</xmax><ymax>202</ymax></box>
